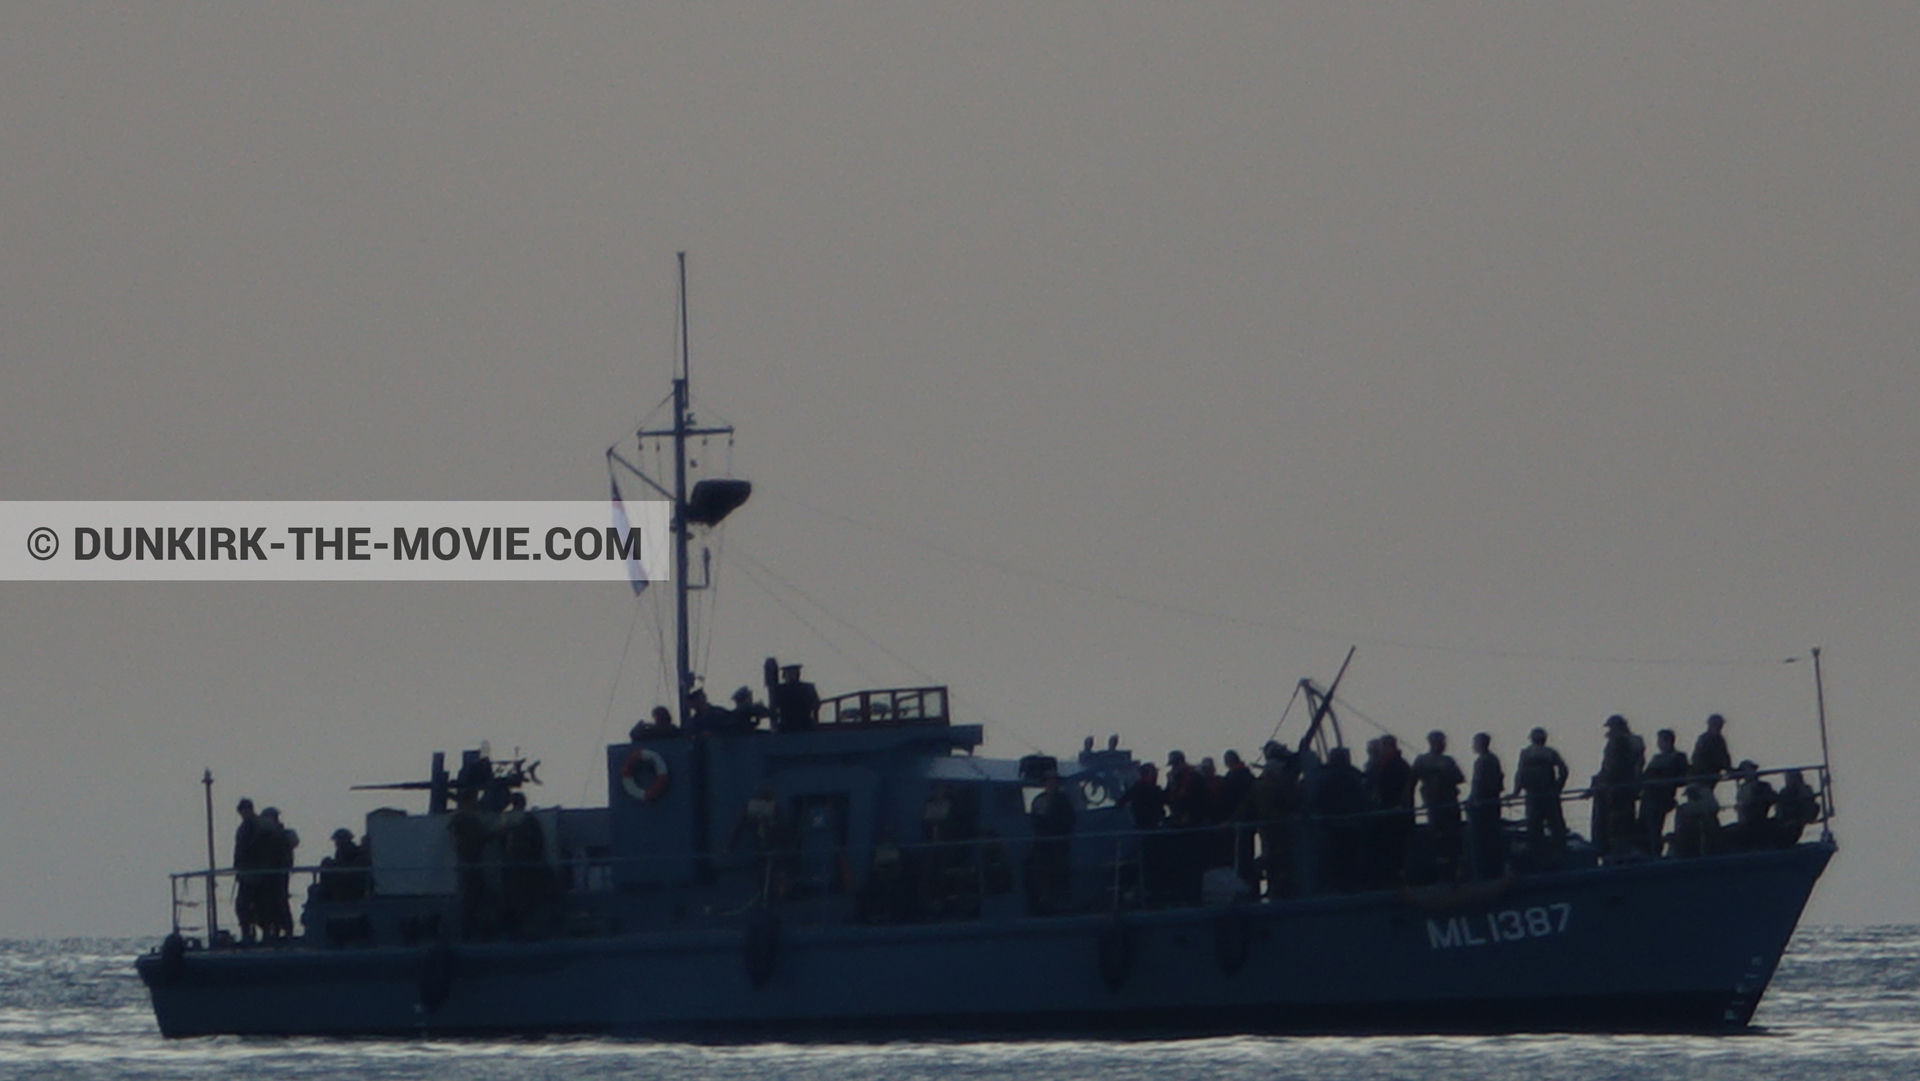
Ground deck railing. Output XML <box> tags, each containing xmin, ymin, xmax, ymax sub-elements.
<box><xmin>162</xmin><ymin>762</ymin><xmax>1829</xmax><ymax>948</ymax></box>
<box><xmin>816</xmin><ymin>685</ymin><xmax>950</xmax><ymax>728</ymax></box>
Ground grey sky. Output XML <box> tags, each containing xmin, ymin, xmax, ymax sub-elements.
<box><xmin>2</xmin><ymin>4</ymin><xmax>1916</xmax><ymax>935</ymax></box>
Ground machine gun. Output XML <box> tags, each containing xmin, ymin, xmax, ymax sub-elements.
<box><xmin>351</xmin><ymin>745</ymin><xmax>541</xmax><ymax>814</ymax></box>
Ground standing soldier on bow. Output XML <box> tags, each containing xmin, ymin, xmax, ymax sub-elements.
<box><xmin>1513</xmin><ymin>728</ymin><xmax>1569</xmax><ymax>867</ymax></box>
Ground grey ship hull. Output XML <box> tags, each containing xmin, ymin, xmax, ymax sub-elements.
<box><xmin>139</xmin><ymin>840</ymin><xmax>1830</xmax><ymax>1038</ymax></box>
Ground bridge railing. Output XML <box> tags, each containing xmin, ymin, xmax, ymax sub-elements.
<box><xmin>817</xmin><ymin>686</ymin><xmax>950</xmax><ymax>728</ymax></box>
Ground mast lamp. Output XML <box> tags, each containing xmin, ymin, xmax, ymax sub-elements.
<box><xmin>686</xmin><ymin>479</ymin><xmax>752</xmax><ymax>526</ymax></box>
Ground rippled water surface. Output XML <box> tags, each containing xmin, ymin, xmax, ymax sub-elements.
<box><xmin>2</xmin><ymin>928</ymin><xmax>1915</xmax><ymax>1080</ymax></box>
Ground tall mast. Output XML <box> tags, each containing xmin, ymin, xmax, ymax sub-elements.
<box><xmin>673</xmin><ymin>252</ymin><xmax>694</xmax><ymax>722</ymax></box>
<box><xmin>620</xmin><ymin>253</ymin><xmax>737</xmax><ymax>710</ymax></box>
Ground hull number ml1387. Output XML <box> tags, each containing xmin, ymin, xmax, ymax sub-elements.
<box><xmin>1427</xmin><ymin>903</ymin><xmax>1572</xmax><ymax>950</ymax></box>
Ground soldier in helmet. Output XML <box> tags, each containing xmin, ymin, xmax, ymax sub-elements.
<box><xmin>1467</xmin><ymin>733</ymin><xmax>1506</xmax><ymax>879</ymax></box>
<box><xmin>729</xmin><ymin>686</ymin><xmax>771</xmax><ymax>732</ymax></box>
<box><xmin>1692</xmin><ymin>713</ymin><xmax>1732</xmax><ymax>782</ymax></box>
<box><xmin>1411</xmin><ymin>730</ymin><xmax>1466</xmax><ymax>880</ymax></box>
<box><xmin>1733</xmin><ymin>761</ymin><xmax>1777</xmax><ymax>851</ymax></box>
<box><xmin>1513</xmin><ymin>727</ymin><xmax>1569</xmax><ymax>867</ymax></box>
<box><xmin>1248</xmin><ymin>742</ymin><xmax>1301</xmax><ymax>898</ymax></box>
<box><xmin>772</xmin><ymin>665</ymin><xmax>820</xmax><ymax>733</ymax></box>
<box><xmin>1216</xmin><ymin>750</ymin><xmax>1257</xmax><ymax>884</ymax></box>
<box><xmin>318</xmin><ymin>828</ymin><xmax>369</xmax><ymax>903</ymax></box>
<box><xmin>1772</xmin><ymin>769</ymin><xmax>1820</xmax><ymax>847</ymax></box>
<box><xmin>1639</xmin><ymin>729</ymin><xmax>1690</xmax><ymax>855</ymax></box>
<box><xmin>1026</xmin><ymin>771</ymin><xmax>1076</xmax><ymax>914</ymax></box>
<box><xmin>1672</xmin><ymin>783</ymin><xmax>1721</xmax><ymax>857</ymax></box>
<box><xmin>256</xmin><ymin>807</ymin><xmax>298</xmax><ymax>939</ymax></box>
<box><xmin>232</xmin><ymin>798</ymin><xmax>264</xmax><ymax>944</ymax></box>
<box><xmin>1598</xmin><ymin>715</ymin><xmax>1645</xmax><ymax>858</ymax></box>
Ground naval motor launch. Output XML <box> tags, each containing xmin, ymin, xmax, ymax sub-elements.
<box><xmin>138</xmin><ymin>259</ymin><xmax>1834</xmax><ymax>1037</ymax></box>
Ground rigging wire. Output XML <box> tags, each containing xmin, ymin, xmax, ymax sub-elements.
<box><xmin>648</xmin><ymin>581</ymin><xmax>673</xmax><ymax>711</ymax></box>
<box><xmin>694</xmin><ymin>527</ymin><xmax>726</xmax><ymax>693</ymax></box>
<box><xmin>584</xmin><ymin>601</ymin><xmax>647</xmax><ymax>805</ymax></box>
<box><xmin>604</xmin><ymin>449</ymin><xmax>675</xmax><ymax>710</ymax></box>
<box><xmin>731</xmin><ymin>549</ymin><xmax>928</xmax><ymax>683</ymax></box>
<box><xmin>637</xmin><ymin>391</ymin><xmax>673</xmax><ymax>434</ymax></box>
<box><xmin>1327</xmin><ymin>693</ymin><xmax>1402</xmax><ymax>741</ymax></box>
<box><xmin>726</xmin><ymin>555</ymin><xmax>886</xmax><ymax>687</ymax></box>
<box><xmin>768</xmin><ymin>495</ymin><xmax>1793</xmax><ymax>671</ymax></box>
<box><xmin>697</xmin><ymin>431</ymin><xmax>740</xmax><ymax>687</ymax></box>
<box><xmin>687</xmin><ymin>396</ymin><xmax>736</xmax><ymax>438</ymax></box>
<box><xmin>1264</xmin><ymin>682</ymin><xmax>1305</xmax><ymax>748</ymax></box>
<box><xmin>686</xmin><ymin>578</ymin><xmax>703</xmax><ymax>692</ymax></box>
<box><xmin>729</xmin><ymin>545</ymin><xmax>1046</xmax><ymax>754</ymax></box>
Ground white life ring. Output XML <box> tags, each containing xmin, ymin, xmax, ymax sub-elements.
<box><xmin>620</xmin><ymin>747</ymin><xmax>670</xmax><ymax>802</ymax></box>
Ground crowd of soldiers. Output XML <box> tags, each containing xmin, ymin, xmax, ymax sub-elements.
<box><xmin>230</xmin><ymin>747</ymin><xmax>556</xmax><ymax>946</ymax></box>
<box><xmin>1110</xmin><ymin>711</ymin><xmax>1824</xmax><ymax>901</ymax></box>
<box><xmin>1576</xmin><ymin>713</ymin><xmax>1822</xmax><ymax>862</ymax></box>
<box><xmin>444</xmin><ymin>749</ymin><xmax>555</xmax><ymax>941</ymax></box>
<box><xmin>799</xmin><ymin>710</ymin><xmax>1825</xmax><ymax>925</ymax></box>
<box><xmin>1112</xmin><ymin>749</ymin><xmax>1263</xmax><ymax>904</ymax></box>
<box><xmin>661</xmin><ymin>678</ymin><xmax>1827</xmax><ymax>922</ymax></box>
<box><xmin>230</xmin><ymin>798</ymin><xmax>372</xmax><ymax>945</ymax></box>
<box><xmin>629</xmin><ymin>662</ymin><xmax>821</xmax><ymax>739</ymax></box>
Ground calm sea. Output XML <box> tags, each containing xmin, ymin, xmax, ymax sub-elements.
<box><xmin>2</xmin><ymin>927</ymin><xmax>1914</xmax><ymax>1081</ymax></box>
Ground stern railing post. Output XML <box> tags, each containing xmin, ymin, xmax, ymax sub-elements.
<box><xmin>1812</xmin><ymin>646</ymin><xmax>1835</xmax><ymax>839</ymax></box>
<box><xmin>200</xmin><ymin>769</ymin><xmax>219</xmax><ymax>941</ymax></box>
